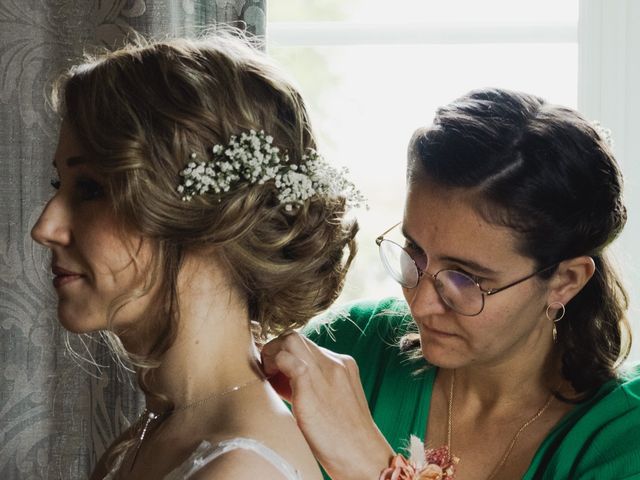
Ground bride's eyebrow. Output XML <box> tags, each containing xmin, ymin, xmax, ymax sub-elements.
<box><xmin>52</xmin><ymin>155</ymin><xmax>87</xmax><ymax>169</ymax></box>
<box><xmin>66</xmin><ymin>156</ymin><xmax>87</xmax><ymax>167</ymax></box>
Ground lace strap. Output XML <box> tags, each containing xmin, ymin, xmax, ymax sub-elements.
<box><xmin>171</xmin><ymin>438</ymin><xmax>302</xmax><ymax>480</ymax></box>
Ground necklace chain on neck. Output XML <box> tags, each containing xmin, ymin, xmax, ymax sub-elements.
<box><xmin>446</xmin><ymin>369</ymin><xmax>556</xmax><ymax>480</ymax></box>
<box><xmin>169</xmin><ymin>375</ymin><xmax>265</xmax><ymax>413</ymax></box>
<box><xmin>129</xmin><ymin>374</ymin><xmax>265</xmax><ymax>471</ymax></box>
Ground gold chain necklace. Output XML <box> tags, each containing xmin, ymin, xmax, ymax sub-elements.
<box><xmin>129</xmin><ymin>375</ymin><xmax>265</xmax><ymax>470</ymax></box>
<box><xmin>446</xmin><ymin>370</ymin><xmax>555</xmax><ymax>480</ymax></box>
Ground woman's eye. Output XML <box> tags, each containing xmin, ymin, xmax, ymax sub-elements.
<box><xmin>455</xmin><ymin>268</ymin><xmax>482</xmax><ymax>283</ymax></box>
<box><xmin>75</xmin><ymin>177</ymin><xmax>105</xmax><ymax>201</ymax></box>
<box><xmin>404</xmin><ymin>240</ymin><xmax>420</xmax><ymax>254</ymax></box>
<box><xmin>404</xmin><ymin>240</ymin><xmax>428</xmax><ymax>269</ymax></box>
<box><xmin>50</xmin><ymin>178</ymin><xmax>61</xmax><ymax>190</ymax></box>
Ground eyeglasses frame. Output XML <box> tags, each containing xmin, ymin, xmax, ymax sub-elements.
<box><xmin>375</xmin><ymin>222</ymin><xmax>557</xmax><ymax>316</ymax></box>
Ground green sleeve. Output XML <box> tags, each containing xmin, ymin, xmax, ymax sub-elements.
<box><xmin>303</xmin><ymin>297</ymin><xmax>412</xmax><ymax>354</ymax></box>
<box><xmin>526</xmin><ymin>365</ymin><xmax>640</xmax><ymax>479</ymax></box>
<box><xmin>554</xmin><ymin>371</ymin><xmax>640</xmax><ymax>479</ymax></box>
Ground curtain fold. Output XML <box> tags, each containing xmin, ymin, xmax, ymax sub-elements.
<box><xmin>0</xmin><ymin>1</ymin><xmax>265</xmax><ymax>478</ymax></box>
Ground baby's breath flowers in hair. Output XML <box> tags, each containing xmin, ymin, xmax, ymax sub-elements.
<box><xmin>177</xmin><ymin>130</ymin><xmax>366</xmax><ymax>211</ymax></box>
<box><xmin>591</xmin><ymin>120</ymin><xmax>613</xmax><ymax>148</ymax></box>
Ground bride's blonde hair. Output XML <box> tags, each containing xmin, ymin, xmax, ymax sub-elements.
<box><xmin>53</xmin><ymin>31</ymin><xmax>358</xmax><ymax>462</ymax></box>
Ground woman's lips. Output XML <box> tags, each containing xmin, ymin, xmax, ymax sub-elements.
<box><xmin>52</xmin><ymin>265</ymin><xmax>83</xmax><ymax>288</ymax></box>
<box><xmin>421</xmin><ymin>323</ymin><xmax>457</xmax><ymax>338</ymax></box>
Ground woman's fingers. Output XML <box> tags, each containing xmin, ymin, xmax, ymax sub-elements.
<box><xmin>262</xmin><ymin>332</ymin><xmax>309</xmax><ymax>374</ymax></box>
<box><xmin>261</xmin><ymin>332</ymin><xmax>316</xmax><ymax>400</ymax></box>
<box><xmin>260</xmin><ymin>332</ymin><xmax>394</xmax><ymax>480</ymax></box>
<box><xmin>266</xmin><ymin>370</ymin><xmax>293</xmax><ymax>401</ymax></box>
<box><xmin>262</xmin><ymin>333</ymin><xmax>353</xmax><ymax>394</ymax></box>
<box><xmin>264</xmin><ymin>348</ymin><xmax>309</xmax><ymax>401</ymax></box>
<box><xmin>333</xmin><ymin>353</ymin><xmax>371</xmax><ymax>412</ymax></box>
<box><xmin>262</xmin><ymin>332</ymin><xmax>365</xmax><ymax>402</ymax></box>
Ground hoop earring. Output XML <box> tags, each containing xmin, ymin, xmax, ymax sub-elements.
<box><xmin>546</xmin><ymin>301</ymin><xmax>565</xmax><ymax>343</ymax></box>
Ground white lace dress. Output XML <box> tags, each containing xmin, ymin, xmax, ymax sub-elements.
<box><xmin>103</xmin><ymin>437</ymin><xmax>303</xmax><ymax>480</ymax></box>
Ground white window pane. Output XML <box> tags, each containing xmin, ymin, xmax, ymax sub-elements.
<box><xmin>269</xmin><ymin>0</ymin><xmax>578</xmax><ymax>24</ymax></box>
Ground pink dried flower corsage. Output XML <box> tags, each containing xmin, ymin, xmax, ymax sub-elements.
<box><xmin>378</xmin><ymin>454</ymin><xmax>415</xmax><ymax>480</ymax></box>
<box><xmin>379</xmin><ymin>436</ymin><xmax>459</xmax><ymax>480</ymax></box>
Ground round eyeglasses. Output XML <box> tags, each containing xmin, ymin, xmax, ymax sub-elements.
<box><xmin>375</xmin><ymin>223</ymin><xmax>556</xmax><ymax>316</ymax></box>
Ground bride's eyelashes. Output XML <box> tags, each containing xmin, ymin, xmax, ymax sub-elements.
<box><xmin>49</xmin><ymin>174</ymin><xmax>105</xmax><ymax>202</ymax></box>
<box><xmin>74</xmin><ymin>177</ymin><xmax>105</xmax><ymax>201</ymax></box>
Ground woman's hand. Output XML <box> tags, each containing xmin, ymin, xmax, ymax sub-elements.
<box><xmin>261</xmin><ymin>332</ymin><xmax>394</xmax><ymax>480</ymax></box>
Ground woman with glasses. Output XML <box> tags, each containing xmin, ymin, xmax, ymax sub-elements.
<box><xmin>262</xmin><ymin>88</ymin><xmax>640</xmax><ymax>479</ymax></box>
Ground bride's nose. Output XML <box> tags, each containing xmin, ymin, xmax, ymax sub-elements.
<box><xmin>31</xmin><ymin>195</ymin><xmax>72</xmax><ymax>248</ymax></box>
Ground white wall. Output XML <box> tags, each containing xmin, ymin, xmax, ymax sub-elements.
<box><xmin>579</xmin><ymin>0</ymin><xmax>640</xmax><ymax>362</ymax></box>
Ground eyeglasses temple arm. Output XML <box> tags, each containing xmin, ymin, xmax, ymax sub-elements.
<box><xmin>375</xmin><ymin>221</ymin><xmax>402</xmax><ymax>245</ymax></box>
<box><xmin>484</xmin><ymin>264</ymin><xmax>558</xmax><ymax>296</ymax></box>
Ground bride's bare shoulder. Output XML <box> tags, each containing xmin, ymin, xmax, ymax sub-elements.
<box><xmin>188</xmin><ymin>448</ymin><xmax>292</xmax><ymax>480</ymax></box>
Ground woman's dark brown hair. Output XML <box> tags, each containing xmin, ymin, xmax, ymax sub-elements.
<box><xmin>405</xmin><ymin>88</ymin><xmax>630</xmax><ymax>400</ymax></box>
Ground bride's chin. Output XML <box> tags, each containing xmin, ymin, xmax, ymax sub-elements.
<box><xmin>56</xmin><ymin>305</ymin><xmax>108</xmax><ymax>334</ymax></box>
<box><xmin>57</xmin><ymin>316</ymin><xmax>102</xmax><ymax>334</ymax></box>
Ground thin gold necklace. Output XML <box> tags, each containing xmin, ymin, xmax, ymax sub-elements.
<box><xmin>446</xmin><ymin>370</ymin><xmax>555</xmax><ymax>480</ymax></box>
<box><xmin>130</xmin><ymin>375</ymin><xmax>265</xmax><ymax>470</ymax></box>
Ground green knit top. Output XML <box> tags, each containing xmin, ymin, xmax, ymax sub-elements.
<box><xmin>303</xmin><ymin>297</ymin><xmax>640</xmax><ymax>480</ymax></box>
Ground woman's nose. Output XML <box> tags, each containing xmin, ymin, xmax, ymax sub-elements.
<box><xmin>31</xmin><ymin>196</ymin><xmax>71</xmax><ymax>248</ymax></box>
<box><xmin>405</xmin><ymin>272</ymin><xmax>448</xmax><ymax>317</ymax></box>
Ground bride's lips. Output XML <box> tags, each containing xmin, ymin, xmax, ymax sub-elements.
<box><xmin>52</xmin><ymin>265</ymin><xmax>84</xmax><ymax>288</ymax></box>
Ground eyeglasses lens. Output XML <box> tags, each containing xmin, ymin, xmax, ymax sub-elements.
<box><xmin>379</xmin><ymin>240</ymin><xmax>485</xmax><ymax>315</ymax></box>
<box><xmin>434</xmin><ymin>270</ymin><xmax>484</xmax><ymax>316</ymax></box>
<box><xmin>379</xmin><ymin>240</ymin><xmax>419</xmax><ymax>288</ymax></box>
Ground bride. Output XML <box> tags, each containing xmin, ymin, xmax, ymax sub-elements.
<box><xmin>31</xmin><ymin>34</ymin><xmax>360</xmax><ymax>479</ymax></box>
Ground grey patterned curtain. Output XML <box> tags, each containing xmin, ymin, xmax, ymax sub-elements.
<box><xmin>0</xmin><ymin>1</ymin><xmax>265</xmax><ymax>478</ymax></box>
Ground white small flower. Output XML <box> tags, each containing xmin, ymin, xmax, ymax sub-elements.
<box><xmin>177</xmin><ymin>129</ymin><xmax>366</xmax><ymax>210</ymax></box>
<box><xmin>591</xmin><ymin>120</ymin><xmax>614</xmax><ymax>148</ymax></box>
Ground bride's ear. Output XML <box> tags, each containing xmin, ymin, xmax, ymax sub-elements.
<box><xmin>545</xmin><ymin>256</ymin><xmax>595</xmax><ymax>306</ymax></box>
